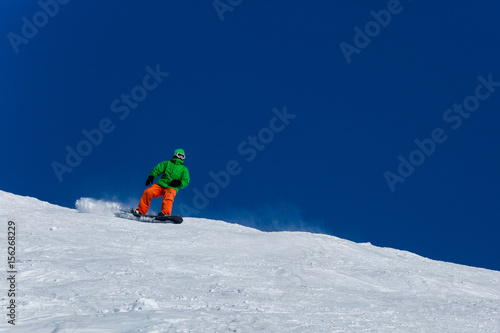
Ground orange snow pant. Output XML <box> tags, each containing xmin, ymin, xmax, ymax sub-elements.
<box><xmin>137</xmin><ymin>184</ymin><xmax>177</xmax><ymax>216</ymax></box>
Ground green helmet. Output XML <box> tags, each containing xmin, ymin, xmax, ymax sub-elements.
<box><xmin>174</xmin><ymin>149</ymin><xmax>185</xmax><ymax>160</ymax></box>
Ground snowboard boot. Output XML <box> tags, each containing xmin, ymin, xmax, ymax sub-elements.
<box><xmin>130</xmin><ymin>209</ymin><xmax>142</xmax><ymax>216</ymax></box>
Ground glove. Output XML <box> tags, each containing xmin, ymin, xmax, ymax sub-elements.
<box><xmin>169</xmin><ymin>179</ymin><xmax>181</xmax><ymax>187</ymax></box>
<box><xmin>145</xmin><ymin>175</ymin><xmax>154</xmax><ymax>186</ymax></box>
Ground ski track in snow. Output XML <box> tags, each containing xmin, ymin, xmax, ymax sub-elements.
<box><xmin>0</xmin><ymin>191</ymin><xmax>499</xmax><ymax>332</ymax></box>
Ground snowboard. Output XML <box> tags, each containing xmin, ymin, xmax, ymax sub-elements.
<box><xmin>116</xmin><ymin>210</ymin><xmax>183</xmax><ymax>224</ymax></box>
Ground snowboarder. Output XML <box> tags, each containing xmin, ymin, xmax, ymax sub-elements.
<box><xmin>131</xmin><ymin>149</ymin><xmax>190</xmax><ymax>216</ymax></box>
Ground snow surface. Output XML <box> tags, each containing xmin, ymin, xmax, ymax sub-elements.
<box><xmin>0</xmin><ymin>191</ymin><xmax>499</xmax><ymax>332</ymax></box>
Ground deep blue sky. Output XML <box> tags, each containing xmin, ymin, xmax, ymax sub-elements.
<box><xmin>2</xmin><ymin>1</ymin><xmax>499</xmax><ymax>271</ymax></box>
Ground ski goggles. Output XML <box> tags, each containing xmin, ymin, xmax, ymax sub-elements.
<box><xmin>174</xmin><ymin>152</ymin><xmax>185</xmax><ymax>160</ymax></box>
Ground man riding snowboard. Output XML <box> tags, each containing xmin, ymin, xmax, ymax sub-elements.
<box><xmin>131</xmin><ymin>148</ymin><xmax>190</xmax><ymax>216</ymax></box>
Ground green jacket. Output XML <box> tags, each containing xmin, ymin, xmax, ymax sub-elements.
<box><xmin>149</xmin><ymin>158</ymin><xmax>190</xmax><ymax>191</ymax></box>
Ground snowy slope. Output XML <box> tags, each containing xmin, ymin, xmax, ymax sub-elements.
<box><xmin>0</xmin><ymin>190</ymin><xmax>499</xmax><ymax>332</ymax></box>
